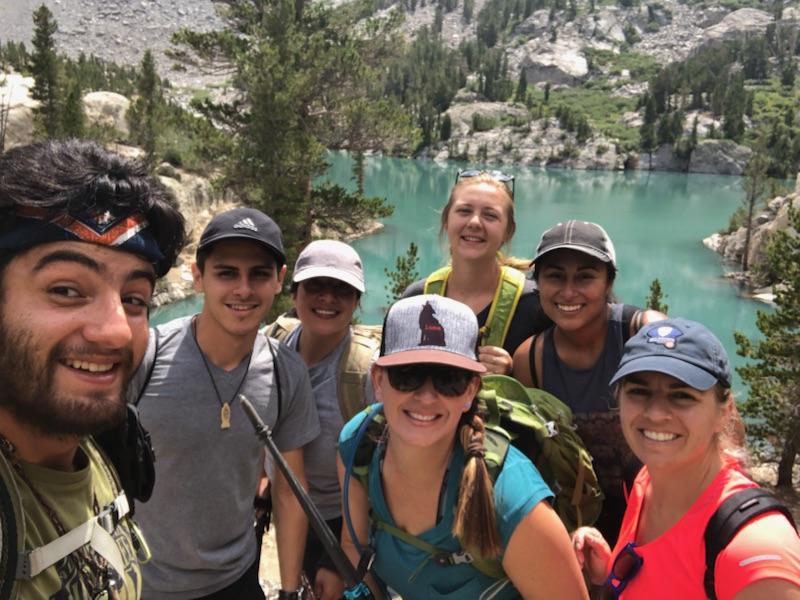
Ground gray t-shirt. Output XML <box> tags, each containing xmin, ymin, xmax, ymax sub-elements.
<box><xmin>131</xmin><ymin>315</ymin><xmax>320</xmax><ymax>599</ymax></box>
<box><xmin>285</xmin><ymin>325</ymin><xmax>348</xmax><ymax>520</ymax></box>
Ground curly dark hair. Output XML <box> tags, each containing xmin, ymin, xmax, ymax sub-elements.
<box><xmin>0</xmin><ymin>139</ymin><xmax>187</xmax><ymax>276</ymax></box>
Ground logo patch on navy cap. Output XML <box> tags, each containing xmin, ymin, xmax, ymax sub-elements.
<box><xmin>646</xmin><ymin>325</ymin><xmax>683</xmax><ymax>349</ymax></box>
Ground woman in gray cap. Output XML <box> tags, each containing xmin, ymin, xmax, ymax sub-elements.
<box><xmin>511</xmin><ymin>220</ymin><xmax>666</xmax><ymax>546</ymax></box>
<box><xmin>572</xmin><ymin>318</ymin><xmax>800</xmax><ymax>600</ymax></box>
<box><xmin>338</xmin><ymin>295</ymin><xmax>588</xmax><ymax>599</ymax></box>
<box><xmin>265</xmin><ymin>239</ymin><xmax>379</xmax><ymax>600</ymax></box>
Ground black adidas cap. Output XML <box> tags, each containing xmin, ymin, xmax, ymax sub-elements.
<box><xmin>197</xmin><ymin>207</ymin><xmax>286</xmax><ymax>266</ymax></box>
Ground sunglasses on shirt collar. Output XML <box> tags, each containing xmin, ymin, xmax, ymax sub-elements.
<box><xmin>385</xmin><ymin>364</ymin><xmax>476</xmax><ymax>397</ymax></box>
<box><xmin>455</xmin><ymin>169</ymin><xmax>515</xmax><ymax>200</ymax></box>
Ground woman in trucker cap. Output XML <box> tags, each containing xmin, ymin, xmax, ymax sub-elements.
<box><xmin>402</xmin><ymin>169</ymin><xmax>551</xmax><ymax>376</ymax></box>
<box><xmin>337</xmin><ymin>295</ymin><xmax>587</xmax><ymax>599</ymax></box>
<box><xmin>512</xmin><ymin>220</ymin><xmax>666</xmax><ymax>545</ymax></box>
<box><xmin>572</xmin><ymin>318</ymin><xmax>800</xmax><ymax>600</ymax></box>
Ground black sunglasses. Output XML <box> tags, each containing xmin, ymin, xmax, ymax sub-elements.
<box><xmin>300</xmin><ymin>278</ymin><xmax>357</xmax><ymax>298</ymax></box>
<box><xmin>386</xmin><ymin>364</ymin><xmax>476</xmax><ymax>397</ymax></box>
<box><xmin>601</xmin><ymin>542</ymin><xmax>644</xmax><ymax>600</ymax></box>
<box><xmin>456</xmin><ymin>169</ymin><xmax>515</xmax><ymax>200</ymax></box>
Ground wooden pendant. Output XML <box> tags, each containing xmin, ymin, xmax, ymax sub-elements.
<box><xmin>220</xmin><ymin>402</ymin><xmax>232</xmax><ymax>430</ymax></box>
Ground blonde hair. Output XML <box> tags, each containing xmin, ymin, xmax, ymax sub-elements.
<box><xmin>440</xmin><ymin>174</ymin><xmax>532</xmax><ymax>271</ymax></box>
<box><xmin>715</xmin><ymin>385</ymin><xmax>750</xmax><ymax>468</ymax></box>
<box><xmin>452</xmin><ymin>410</ymin><xmax>502</xmax><ymax>558</ymax></box>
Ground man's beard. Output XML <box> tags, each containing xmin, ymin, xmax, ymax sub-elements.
<box><xmin>0</xmin><ymin>314</ymin><xmax>134</xmax><ymax>437</ymax></box>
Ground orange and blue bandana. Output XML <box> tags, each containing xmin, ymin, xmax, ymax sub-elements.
<box><xmin>0</xmin><ymin>206</ymin><xmax>168</xmax><ymax>275</ymax></box>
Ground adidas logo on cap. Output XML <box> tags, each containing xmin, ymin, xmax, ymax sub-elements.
<box><xmin>233</xmin><ymin>217</ymin><xmax>258</xmax><ymax>232</ymax></box>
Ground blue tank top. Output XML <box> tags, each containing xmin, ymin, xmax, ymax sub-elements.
<box><xmin>540</xmin><ymin>303</ymin><xmax>626</xmax><ymax>414</ymax></box>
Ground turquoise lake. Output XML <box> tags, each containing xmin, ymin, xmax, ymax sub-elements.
<box><xmin>153</xmin><ymin>152</ymin><xmax>771</xmax><ymax>395</ymax></box>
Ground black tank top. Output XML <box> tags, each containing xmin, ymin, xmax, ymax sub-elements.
<box><xmin>538</xmin><ymin>303</ymin><xmax>625</xmax><ymax>414</ymax></box>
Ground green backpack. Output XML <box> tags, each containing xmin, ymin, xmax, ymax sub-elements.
<box><xmin>477</xmin><ymin>374</ymin><xmax>603</xmax><ymax>532</ymax></box>
<box><xmin>343</xmin><ymin>374</ymin><xmax>603</xmax><ymax>581</ymax></box>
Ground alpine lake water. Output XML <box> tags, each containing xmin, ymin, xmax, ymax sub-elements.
<box><xmin>152</xmin><ymin>151</ymin><xmax>773</xmax><ymax>396</ymax></box>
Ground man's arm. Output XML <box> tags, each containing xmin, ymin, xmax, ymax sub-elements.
<box><xmin>271</xmin><ymin>447</ymin><xmax>308</xmax><ymax>592</ymax></box>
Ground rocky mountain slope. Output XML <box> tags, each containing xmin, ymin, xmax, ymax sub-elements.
<box><xmin>1</xmin><ymin>0</ymin><xmax>797</xmax><ymax>175</ymax></box>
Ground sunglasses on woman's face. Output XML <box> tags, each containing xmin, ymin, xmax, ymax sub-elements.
<box><xmin>600</xmin><ymin>542</ymin><xmax>644</xmax><ymax>600</ymax></box>
<box><xmin>385</xmin><ymin>364</ymin><xmax>475</xmax><ymax>397</ymax></box>
<box><xmin>455</xmin><ymin>169</ymin><xmax>515</xmax><ymax>200</ymax></box>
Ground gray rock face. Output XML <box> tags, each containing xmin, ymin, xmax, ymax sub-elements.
<box><xmin>517</xmin><ymin>40</ymin><xmax>589</xmax><ymax>86</ymax></box>
<box><xmin>689</xmin><ymin>139</ymin><xmax>752</xmax><ymax>176</ymax></box>
<box><xmin>1</xmin><ymin>73</ymin><xmax>37</xmax><ymax>148</ymax></box>
<box><xmin>700</xmin><ymin>8</ymin><xmax>773</xmax><ymax>50</ymax></box>
<box><xmin>1</xmin><ymin>73</ymin><xmax>133</xmax><ymax>148</ymax></box>
<box><xmin>636</xmin><ymin>144</ymin><xmax>687</xmax><ymax>172</ymax></box>
<box><xmin>430</xmin><ymin>115</ymin><xmax>623</xmax><ymax>171</ymax></box>
<box><xmin>83</xmin><ymin>91</ymin><xmax>131</xmax><ymax>138</ymax></box>
<box><xmin>703</xmin><ymin>194</ymin><xmax>800</xmax><ymax>279</ymax></box>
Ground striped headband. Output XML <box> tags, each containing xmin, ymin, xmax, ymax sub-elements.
<box><xmin>0</xmin><ymin>206</ymin><xmax>168</xmax><ymax>276</ymax></box>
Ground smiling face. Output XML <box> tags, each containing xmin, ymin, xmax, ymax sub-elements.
<box><xmin>0</xmin><ymin>241</ymin><xmax>154</xmax><ymax>435</ymax></box>
<box><xmin>443</xmin><ymin>182</ymin><xmax>513</xmax><ymax>263</ymax></box>
<box><xmin>292</xmin><ymin>277</ymin><xmax>359</xmax><ymax>338</ymax></box>
<box><xmin>192</xmin><ymin>239</ymin><xmax>285</xmax><ymax>340</ymax></box>
<box><xmin>371</xmin><ymin>365</ymin><xmax>481</xmax><ymax>451</ymax></box>
<box><xmin>618</xmin><ymin>371</ymin><xmax>731</xmax><ymax>474</ymax></box>
<box><xmin>536</xmin><ymin>249</ymin><xmax>612</xmax><ymax>332</ymax></box>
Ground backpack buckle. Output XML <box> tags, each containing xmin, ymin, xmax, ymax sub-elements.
<box><xmin>450</xmin><ymin>551</ymin><xmax>474</xmax><ymax>565</ymax></box>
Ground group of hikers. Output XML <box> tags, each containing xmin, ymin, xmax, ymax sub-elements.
<box><xmin>0</xmin><ymin>139</ymin><xmax>798</xmax><ymax>600</ymax></box>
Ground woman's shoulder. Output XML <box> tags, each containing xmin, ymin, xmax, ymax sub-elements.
<box><xmin>401</xmin><ymin>278</ymin><xmax>426</xmax><ymax>298</ymax></box>
<box><xmin>714</xmin><ymin>508</ymin><xmax>800</xmax><ymax>599</ymax></box>
<box><xmin>338</xmin><ymin>408</ymin><xmax>372</xmax><ymax>450</ymax></box>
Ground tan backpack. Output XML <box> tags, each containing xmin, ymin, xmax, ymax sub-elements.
<box><xmin>266</xmin><ymin>315</ymin><xmax>381</xmax><ymax>422</ymax></box>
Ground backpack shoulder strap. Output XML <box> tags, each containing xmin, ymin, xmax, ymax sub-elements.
<box><xmin>481</xmin><ymin>266</ymin><xmax>526</xmax><ymax>348</ymax></box>
<box><xmin>0</xmin><ymin>448</ymin><xmax>22</xmax><ymax>599</ymax></box>
<box><xmin>423</xmin><ymin>266</ymin><xmax>451</xmax><ymax>296</ymax></box>
<box><xmin>337</xmin><ymin>325</ymin><xmax>381</xmax><ymax>422</ymax></box>
<box><xmin>265</xmin><ymin>314</ymin><xmax>301</xmax><ymax>343</ymax></box>
<box><xmin>704</xmin><ymin>487</ymin><xmax>797</xmax><ymax>600</ymax></box>
<box><xmin>620</xmin><ymin>304</ymin><xmax>641</xmax><ymax>344</ymax></box>
<box><xmin>134</xmin><ymin>327</ymin><xmax>159</xmax><ymax>406</ymax></box>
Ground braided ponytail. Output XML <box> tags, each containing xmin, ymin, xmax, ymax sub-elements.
<box><xmin>452</xmin><ymin>411</ymin><xmax>502</xmax><ymax>558</ymax></box>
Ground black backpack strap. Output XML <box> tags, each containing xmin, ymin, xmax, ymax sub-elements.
<box><xmin>528</xmin><ymin>333</ymin><xmax>541</xmax><ymax>388</ymax></box>
<box><xmin>703</xmin><ymin>487</ymin><xmax>797</xmax><ymax>599</ymax></box>
<box><xmin>134</xmin><ymin>327</ymin><xmax>160</xmax><ymax>406</ymax></box>
<box><xmin>265</xmin><ymin>337</ymin><xmax>283</xmax><ymax>423</ymax></box>
<box><xmin>621</xmin><ymin>304</ymin><xmax>641</xmax><ymax>344</ymax></box>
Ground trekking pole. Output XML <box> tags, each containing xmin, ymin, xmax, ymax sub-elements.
<box><xmin>238</xmin><ymin>395</ymin><xmax>377</xmax><ymax>600</ymax></box>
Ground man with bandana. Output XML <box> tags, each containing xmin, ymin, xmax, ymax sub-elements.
<box><xmin>0</xmin><ymin>139</ymin><xmax>186</xmax><ymax>599</ymax></box>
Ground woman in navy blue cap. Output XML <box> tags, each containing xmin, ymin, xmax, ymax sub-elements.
<box><xmin>512</xmin><ymin>220</ymin><xmax>666</xmax><ymax>545</ymax></box>
<box><xmin>572</xmin><ymin>318</ymin><xmax>800</xmax><ymax>600</ymax></box>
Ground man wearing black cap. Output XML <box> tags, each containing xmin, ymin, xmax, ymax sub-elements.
<box><xmin>0</xmin><ymin>139</ymin><xmax>187</xmax><ymax>599</ymax></box>
<box><xmin>132</xmin><ymin>208</ymin><xmax>319</xmax><ymax>599</ymax></box>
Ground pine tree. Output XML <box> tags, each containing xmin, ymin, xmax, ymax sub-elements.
<box><xmin>722</xmin><ymin>71</ymin><xmax>745</xmax><ymax>141</ymax></box>
<box><xmin>30</xmin><ymin>4</ymin><xmax>62</xmax><ymax>139</ymax></box>
<box><xmin>384</xmin><ymin>242</ymin><xmax>419</xmax><ymax>307</ymax></box>
<box><xmin>440</xmin><ymin>113</ymin><xmax>452</xmax><ymax>141</ymax></box>
<box><xmin>740</xmin><ymin>142</ymin><xmax>769</xmax><ymax>272</ymax></box>
<box><xmin>735</xmin><ymin>207</ymin><xmax>800</xmax><ymax>488</ymax></box>
<box><xmin>61</xmin><ymin>79</ymin><xmax>85</xmax><ymax>138</ymax></box>
<box><xmin>515</xmin><ymin>69</ymin><xmax>527</xmax><ymax>103</ymax></box>
<box><xmin>644</xmin><ymin>279</ymin><xmax>668</xmax><ymax>313</ymax></box>
<box><xmin>130</xmin><ymin>50</ymin><xmax>160</xmax><ymax>162</ymax></box>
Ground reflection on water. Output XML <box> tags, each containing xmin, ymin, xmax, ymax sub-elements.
<box><xmin>153</xmin><ymin>153</ymin><xmax>770</xmax><ymax>395</ymax></box>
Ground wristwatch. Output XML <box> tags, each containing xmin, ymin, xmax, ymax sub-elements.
<box><xmin>277</xmin><ymin>589</ymin><xmax>300</xmax><ymax>600</ymax></box>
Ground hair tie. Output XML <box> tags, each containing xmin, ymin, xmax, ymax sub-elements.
<box><xmin>466</xmin><ymin>439</ymin><xmax>485</xmax><ymax>459</ymax></box>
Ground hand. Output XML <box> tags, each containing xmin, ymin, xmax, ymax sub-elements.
<box><xmin>478</xmin><ymin>345</ymin><xmax>513</xmax><ymax>375</ymax></box>
<box><xmin>314</xmin><ymin>567</ymin><xmax>345</xmax><ymax>600</ymax></box>
<box><xmin>571</xmin><ymin>526</ymin><xmax>611</xmax><ymax>585</ymax></box>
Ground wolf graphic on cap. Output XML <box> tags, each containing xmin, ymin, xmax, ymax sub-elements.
<box><xmin>419</xmin><ymin>301</ymin><xmax>446</xmax><ymax>347</ymax></box>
